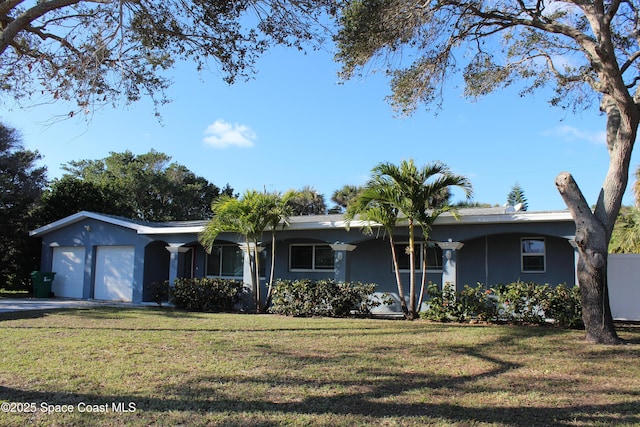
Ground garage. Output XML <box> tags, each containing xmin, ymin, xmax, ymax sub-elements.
<box><xmin>94</xmin><ymin>246</ymin><xmax>135</xmax><ymax>302</ymax></box>
<box><xmin>51</xmin><ymin>247</ymin><xmax>86</xmax><ymax>298</ymax></box>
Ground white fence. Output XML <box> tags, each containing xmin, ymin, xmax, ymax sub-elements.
<box><xmin>609</xmin><ymin>254</ymin><xmax>640</xmax><ymax>321</ymax></box>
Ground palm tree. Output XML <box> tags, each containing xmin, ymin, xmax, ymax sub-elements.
<box><xmin>285</xmin><ymin>185</ymin><xmax>327</xmax><ymax>215</ymax></box>
<box><xmin>199</xmin><ymin>190</ymin><xmax>290</xmax><ymax>312</ymax></box>
<box><xmin>345</xmin><ymin>183</ymin><xmax>409</xmax><ymax>316</ymax></box>
<box><xmin>351</xmin><ymin>159</ymin><xmax>473</xmax><ymax>319</ymax></box>
<box><xmin>609</xmin><ymin>206</ymin><xmax>640</xmax><ymax>253</ymax></box>
<box><xmin>610</xmin><ymin>165</ymin><xmax>640</xmax><ymax>253</ymax></box>
<box><xmin>263</xmin><ymin>192</ymin><xmax>292</xmax><ymax>307</ymax></box>
<box><xmin>331</xmin><ymin>185</ymin><xmax>362</xmax><ymax>213</ymax></box>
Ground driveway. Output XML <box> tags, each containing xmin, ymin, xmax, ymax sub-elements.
<box><xmin>0</xmin><ymin>298</ymin><xmax>140</xmax><ymax>313</ymax></box>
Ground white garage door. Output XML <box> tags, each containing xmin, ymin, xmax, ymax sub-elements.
<box><xmin>51</xmin><ymin>247</ymin><xmax>86</xmax><ymax>298</ymax></box>
<box><xmin>94</xmin><ymin>246</ymin><xmax>134</xmax><ymax>302</ymax></box>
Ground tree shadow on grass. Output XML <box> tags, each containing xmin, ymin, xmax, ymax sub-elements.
<box><xmin>0</xmin><ymin>308</ymin><xmax>61</xmax><ymax>322</ymax></box>
<box><xmin>1</xmin><ymin>370</ymin><xmax>637</xmax><ymax>426</ymax></box>
<box><xmin>159</xmin><ymin>331</ymin><xmax>640</xmax><ymax>426</ymax></box>
<box><xmin>0</xmin><ymin>337</ymin><xmax>640</xmax><ymax>427</ymax></box>
<box><xmin>3</xmin><ymin>332</ymin><xmax>637</xmax><ymax>426</ymax></box>
<box><xmin>1</xmin><ymin>310</ymin><xmax>638</xmax><ymax>426</ymax></box>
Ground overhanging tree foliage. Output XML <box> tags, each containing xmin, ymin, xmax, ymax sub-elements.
<box><xmin>335</xmin><ymin>0</ymin><xmax>640</xmax><ymax>344</ymax></box>
<box><xmin>0</xmin><ymin>0</ymin><xmax>334</xmax><ymax>115</ymax></box>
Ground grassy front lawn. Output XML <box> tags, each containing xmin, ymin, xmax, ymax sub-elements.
<box><xmin>0</xmin><ymin>308</ymin><xmax>638</xmax><ymax>426</ymax></box>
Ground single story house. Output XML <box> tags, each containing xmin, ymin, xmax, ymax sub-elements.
<box><xmin>30</xmin><ymin>206</ymin><xmax>578</xmax><ymax>313</ymax></box>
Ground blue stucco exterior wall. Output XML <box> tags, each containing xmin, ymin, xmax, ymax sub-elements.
<box><xmin>34</xmin><ymin>211</ymin><xmax>576</xmax><ymax>310</ymax></box>
<box><xmin>458</xmin><ymin>234</ymin><xmax>576</xmax><ymax>287</ymax></box>
<box><xmin>38</xmin><ymin>218</ymin><xmax>154</xmax><ymax>304</ymax></box>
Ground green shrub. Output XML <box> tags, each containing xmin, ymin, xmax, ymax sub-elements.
<box><xmin>421</xmin><ymin>283</ymin><xmax>499</xmax><ymax>323</ymax></box>
<box><xmin>494</xmin><ymin>281</ymin><xmax>548</xmax><ymax>324</ymax></box>
<box><xmin>420</xmin><ymin>282</ymin><xmax>460</xmax><ymax>322</ymax></box>
<box><xmin>269</xmin><ymin>279</ymin><xmax>386</xmax><ymax>317</ymax></box>
<box><xmin>459</xmin><ymin>283</ymin><xmax>500</xmax><ymax>322</ymax></box>
<box><xmin>540</xmin><ymin>283</ymin><xmax>583</xmax><ymax>329</ymax></box>
<box><xmin>169</xmin><ymin>278</ymin><xmax>244</xmax><ymax>312</ymax></box>
<box><xmin>421</xmin><ymin>281</ymin><xmax>582</xmax><ymax>328</ymax></box>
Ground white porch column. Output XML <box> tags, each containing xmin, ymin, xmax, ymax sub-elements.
<box><xmin>436</xmin><ymin>241</ymin><xmax>465</xmax><ymax>292</ymax></box>
<box><xmin>240</xmin><ymin>243</ymin><xmax>265</xmax><ymax>310</ymax></box>
<box><xmin>165</xmin><ymin>244</ymin><xmax>190</xmax><ymax>287</ymax></box>
<box><xmin>329</xmin><ymin>243</ymin><xmax>357</xmax><ymax>282</ymax></box>
<box><xmin>568</xmin><ymin>239</ymin><xmax>579</xmax><ymax>286</ymax></box>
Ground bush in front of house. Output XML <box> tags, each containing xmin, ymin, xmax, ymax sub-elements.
<box><xmin>493</xmin><ymin>281</ymin><xmax>548</xmax><ymax>324</ymax></box>
<box><xmin>421</xmin><ymin>282</ymin><xmax>499</xmax><ymax>323</ymax></box>
<box><xmin>539</xmin><ymin>283</ymin><xmax>583</xmax><ymax>329</ymax></box>
<box><xmin>169</xmin><ymin>278</ymin><xmax>244</xmax><ymax>312</ymax></box>
<box><xmin>421</xmin><ymin>281</ymin><xmax>583</xmax><ymax>328</ymax></box>
<box><xmin>269</xmin><ymin>279</ymin><xmax>387</xmax><ymax>317</ymax></box>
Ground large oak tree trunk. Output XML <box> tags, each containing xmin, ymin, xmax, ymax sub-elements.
<box><xmin>556</xmin><ymin>173</ymin><xmax>622</xmax><ymax>344</ymax></box>
<box><xmin>555</xmin><ymin>94</ymin><xmax>638</xmax><ymax>345</ymax></box>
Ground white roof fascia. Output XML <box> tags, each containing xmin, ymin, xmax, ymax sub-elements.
<box><xmin>282</xmin><ymin>211</ymin><xmax>573</xmax><ymax>230</ymax></box>
<box><xmin>31</xmin><ymin>210</ymin><xmax>574</xmax><ymax>237</ymax></box>
<box><xmin>433</xmin><ymin>211</ymin><xmax>574</xmax><ymax>225</ymax></box>
<box><xmin>29</xmin><ymin>211</ymin><xmax>145</xmax><ymax>236</ymax></box>
<box><xmin>138</xmin><ymin>225</ymin><xmax>205</xmax><ymax>235</ymax></box>
<box><xmin>284</xmin><ymin>218</ymin><xmax>370</xmax><ymax>231</ymax></box>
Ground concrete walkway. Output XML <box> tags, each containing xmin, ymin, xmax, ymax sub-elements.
<box><xmin>0</xmin><ymin>298</ymin><xmax>140</xmax><ymax>313</ymax></box>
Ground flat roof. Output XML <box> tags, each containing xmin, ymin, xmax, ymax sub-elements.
<box><xmin>30</xmin><ymin>208</ymin><xmax>574</xmax><ymax>237</ymax></box>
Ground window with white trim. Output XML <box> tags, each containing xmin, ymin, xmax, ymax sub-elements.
<box><xmin>206</xmin><ymin>245</ymin><xmax>244</xmax><ymax>278</ymax></box>
<box><xmin>394</xmin><ymin>242</ymin><xmax>443</xmax><ymax>271</ymax></box>
<box><xmin>289</xmin><ymin>244</ymin><xmax>334</xmax><ymax>271</ymax></box>
<box><xmin>521</xmin><ymin>238</ymin><xmax>546</xmax><ymax>272</ymax></box>
<box><xmin>206</xmin><ymin>245</ymin><xmax>267</xmax><ymax>277</ymax></box>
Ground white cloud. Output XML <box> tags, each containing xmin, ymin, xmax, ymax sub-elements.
<box><xmin>203</xmin><ymin>119</ymin><xmax>256</xmax><ymax>148</ymax></box>
<box><xmin>543</xmin><ymin>125</ymin><xmax>606</xmax><ymax>145</ymax></box>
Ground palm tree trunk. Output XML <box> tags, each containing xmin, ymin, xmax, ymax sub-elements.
<box><xmin>408</xmin><ymin>219</ymin><xmax>417</xmax><ymax>319</ymax></box>
<box><xmin>417</xmin><ymin>243</ymin><xmax>427</xmax><ymax>311</ymax></box>
<box><xmin>265</xmin><ymin>231</ymin><xmax>277</xmax><ymax>309</ymax></box>
<box><xmin>389</xmin><ymin>234</ymin><xmax>409</xmax><ymax>316</ymax></box>
<box><xmin>253</xmin><ymin>242</ymin><xmax>262</xmax><ymax>313</ymax></box>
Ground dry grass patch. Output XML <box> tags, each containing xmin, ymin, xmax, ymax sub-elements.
<box><xmin>0</xmin><ymin>307</ymin><xmax>638</xmax><ymax>426</ymax></box>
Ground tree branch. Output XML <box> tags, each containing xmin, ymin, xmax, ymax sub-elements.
<box><xmin>0</xmin><ymin>0</ymin><xmax>25</xmax><ymax>18</ymax></box>
<box><xmin>555</xmin><ymin>171</ymin><xmax>607</xmax><ymax>269</ymax></box>
<box><xmin>0</xmin><ymin>0</ymin><xmax>83</xmax><ymax>56</ymax></box>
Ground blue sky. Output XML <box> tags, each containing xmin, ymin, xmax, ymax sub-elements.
<box><xmin>3</xmin><ymin>43</ymin><xmax>638</xmax><ymax>212</ymax></box>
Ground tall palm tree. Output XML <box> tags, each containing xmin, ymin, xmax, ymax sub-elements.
<box><xmin>352</xmin><ymin>159</ymin><xmax>473</xmax><ymax>319</ymax></box>
<box><xmin>345</xmin><ymin>183</ymin><xmax>409</xmax><ymax>316</ymax></box>
<box><xmin>263</xmin><ymin>192</ymin><xmax>292</xmax><ymax>308</ymax></box>
<box><xmin>199</xmin><ymin>190</ymin><xmax>289</xmax><ymax>312</ymax></box>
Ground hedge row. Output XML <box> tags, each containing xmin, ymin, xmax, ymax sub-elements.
<box><xmin>169</xmin><ymin>277</ymin><xmax>244</xmax><ymax>312</ymax></box>
<box><xmin>268</xmin><ymin>279</ymin><xmax>388</xmax><ymax>317</ymax></box>
<box><xmin>421</xmin><ymin>281</ymin><xmax>583</xmax><ymax>328</ymax></box>
<box><xmin>167</xmin><ymin>277</ymin><xmax>387</xmax><ymax>317</ymax></box>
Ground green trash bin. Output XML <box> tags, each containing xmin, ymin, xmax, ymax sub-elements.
<box><xmin>30</xmin><ymin>271</ymin><xmax>56</xmax><ymax>298</ymax></box>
